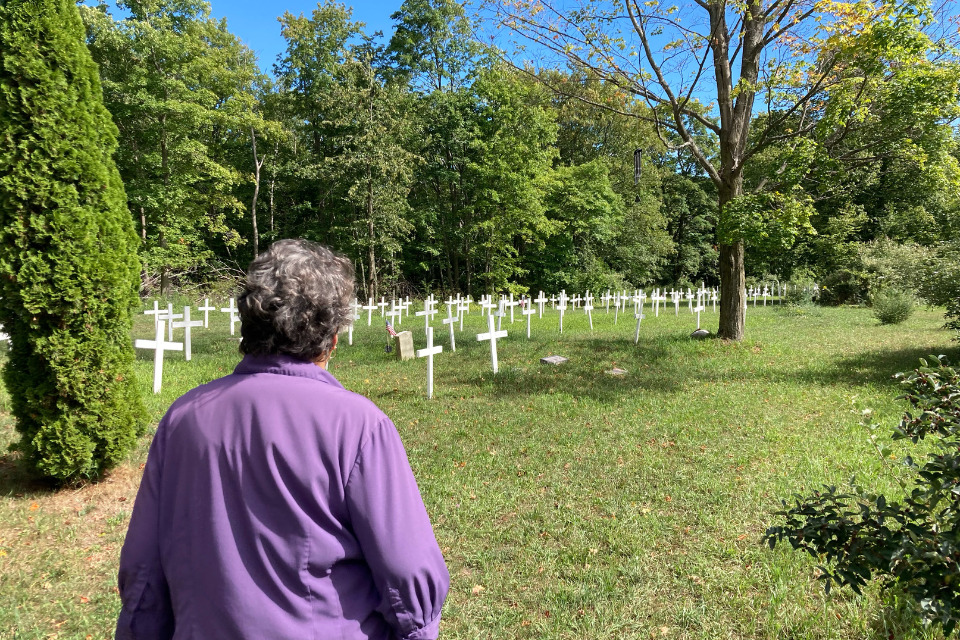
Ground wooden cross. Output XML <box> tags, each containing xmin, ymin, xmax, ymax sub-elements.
<box><xmin>386</xmin><ymin>304</ymin><xmax>403</xmax><ymax>330</ymax></box>
<box><xmin>602</xmin><ymin>290</ymin><xmax>611</xmax><ymax>313</ymax></box>
<box><xmin>171</xmin><ymin>307</ymin><xmax>203</xmax><ymax>361</ymax></box>
<box><xmin>441</xmin><ymin>307</ymin><xmax>457</xmax><ymax>352</ymax></box>
<box><xmin>220</xmin><ymin>298</ymin><xmax>240</xmax><ymax>336</ymax></box>
<box><xmin>694</xmin><ymin>297</ymin><xmax>706</xmax><ymax>330</ymax></box>
<box><xmin>134</xmin><ymin>320</ymin><xmax>183</xmax><ymax>394</ymax></box>
<box><xmin>522</xmin><ymin>303</ymin><xmax>535</xmax><ymax>339</ymax></box>
<box><xmin>378</xmin><ymin>298</ymin><xmax>389</xmax><ymax>316</ymax></box>
<box><xmin>416</xmin><ymin>326</ymin><xmax>443</xmax><ymax>399</ymax></box>
<box><xmin>415</xmin><ymin>304</ymin><xmax>437</xmax><ymax>334</ymax></box>
<box><xmin>634</xmin><ymin>310</ymin><xmax>645</xmax><ymax>344</ymax></box>
<box><xmin>160</xmin><ymin>303</ymin><xmax>183</xmax><ymax>341</ymax></box>
<box><xmin>457</xmin><ymin>301</ymin><xmax>470</xmax><ymax>330</ymax></box>
<box><xmin>143</xmin><ymin>300</ymin><xmax>162</xmax><ymax>328</ymax></box>
<box><xmin>534</xmin><ymin>291</ymin><xmax>547</xmax><ymax>318</ymax></box>
<box><xmin>362</xmin><ymin>298</ymin><xmax>378</xmax><ymax>326</ymax></box>
<box><xmin>584</xmin><ymin>298</ymin><xmax>594</xmax><ymax>331</ymax></box>
<box><xmin>494</xmin><ymin>301</ymin><xmax>506</xmax><ymax>331</ymax></box>
<box><xmin>477</xmin><ymin>313</ymin><xmax>508</xmax><ymax>374</ymax></box>
<box><xmin>557</xmin><ymin>291</ymin><xmax>568</xmax><ymax>334</ymax></box>
<box><xmin>198</xmin><ymin>298</ymin><xmax>216</xmax><ymax>329</ymax></box>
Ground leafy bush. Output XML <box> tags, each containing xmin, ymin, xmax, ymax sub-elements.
<box><xmin>859</xmin><ymin>239</ymin><xmax>932</xmax><ymax>299</ymax></box>
<box><xmin>871</xmin><ymin>288</ymin><xmax>915</xmax><ymax>325</ymax></box>
<box><xmin>917</xmin><ymin>241</ymin><xmax>960</xmax><ymax>341</ymax></box>
<box><xmin>765</xmin><ymin>356</ymin><xmax>960</xmax><ymax>635</ymax></box>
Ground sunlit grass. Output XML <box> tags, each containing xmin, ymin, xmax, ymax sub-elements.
<box><xmin>0</xmin><ymin>301</ymin><xmax>956</xmax><ymax>639</ymax></box>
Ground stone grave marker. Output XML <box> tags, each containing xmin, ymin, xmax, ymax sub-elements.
<box><xmin>134</xmin><ymin>320</ymin><xmax>183</xmax><ymax>394</ymax></box>
<box><xmin>540</xmin><ymin>355</ymin><xmax>568</xmax><ymax>365</ymax></box>
<box><xmin>394</xmin><ymin>330</ymin><xmax>415</xmax><ymax>360</ymax></box>
<box><xmin>416</xmin><ymin>326</ymin><xmax>443</xmax><ymax>399</ymax></box>
<box><xmin>477</xmin><ymin>313</ymin><xmax>508</xmax><ymax>374</ymax></box>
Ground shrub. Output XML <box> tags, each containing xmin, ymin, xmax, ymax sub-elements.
<box><xmin>859</xmin><ymin>238</ymin><xmax>932</xmax><ymax>299</ymax></box>
<box><xmin>917</xmin><ymin>241</ymin><xmax>960</xmax><ymax>341</ymax></box>
<box><xmin>0</xmin><ymin>0</ymin><xmax>146</xmax><ymax>481</ymax></box>
<box><xmin>871</xmin><ymin>288</ymin><xmax>915</xmax><ymax>325</ymax></box>
<box><xmin>765</xmin><ymin>356</ymin><xmax>960</xmax><ymax>635</ymax></box>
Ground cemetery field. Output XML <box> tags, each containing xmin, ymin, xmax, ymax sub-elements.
<box><xmin>0</xmin><ymin>302</ymin><xmax>957</xmax><ymax>639</ymax></box>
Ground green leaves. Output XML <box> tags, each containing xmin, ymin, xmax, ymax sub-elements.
<box><xmin>0</xmin><ymin>0</ymin><xmax>145</xmax><ymax>481</ymax></box>
<box><xmin>766</xmin><ymin>356</ymin><xmax>960</xmax><ymax>634</ymax></box>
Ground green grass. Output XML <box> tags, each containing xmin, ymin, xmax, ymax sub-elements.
<box><xmin>0</xmin><ymin>300</ymin><xmax>957</xmax><ymax>639</ymax></box>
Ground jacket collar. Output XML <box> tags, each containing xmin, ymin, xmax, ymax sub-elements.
<box><xmin>233</xmin><ymin>353</ymin><xmax>344</xmax><ymax>389</ymax></box>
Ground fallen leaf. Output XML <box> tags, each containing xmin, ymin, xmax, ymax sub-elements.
<box><xmin>471</xmin><ymin>585</ymin><xmax>485</xmax><ymax>595</ymax></box>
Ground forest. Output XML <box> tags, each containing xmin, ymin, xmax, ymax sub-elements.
<box><xmin>77</xmin><ymin>0</ymin><xmax>960</xmax><ymax>313</ymax></box>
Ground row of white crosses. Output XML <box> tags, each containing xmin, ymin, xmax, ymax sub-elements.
<box><xmin>137</xmin><ymin>297</ymin><xmax>240</xmax><ymax>393</ymax></box>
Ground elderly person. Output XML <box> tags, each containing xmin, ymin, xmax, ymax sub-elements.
<box><xmin>116</xmin><ymin>239</ymin><xmax>449</xmax><ymax>639</ymax></box>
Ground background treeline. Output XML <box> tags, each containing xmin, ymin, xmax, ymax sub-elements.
<box><xmin>79</xmin><ymin>0</ymin><xmax>960</xmax><ymax>313</ymax></box>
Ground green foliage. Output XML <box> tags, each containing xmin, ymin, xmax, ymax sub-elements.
<box><xmin>871</xmin><ymin>288</ymin><xmax>916</xmax><ymax>325</ymax></box>
<box><xmin>766</xmin><ymin>356</ymin><xmax>960</xmax><ymax>635</ymax></box>
<box><xmin>81</xmin><ymin>0</ymin><xmax>267</xmax><ymax>291</ymax></box>
<box><xmin>860</xmin><ymin>238</ymin><xmax>932</xmax><ymax>298</ymax></box>
<box><xmin>717</xmin><ymin>189</ymin><xmax>816</xmax><ymax>257</ymax></box>
<box><xmin>0</xmin><ymin>0</ymin><xmax>146</xmax><ymax>480</ymax></box>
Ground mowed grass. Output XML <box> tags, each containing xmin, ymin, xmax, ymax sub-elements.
<box><xmin>0</xmin><ymin>300</ymin><xmax>957</xmax><ymax>639</ymax></box>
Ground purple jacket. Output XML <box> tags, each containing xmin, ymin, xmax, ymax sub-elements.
<box><xmin>116</xmin><ymin>354</ymin><xmax>449</xmax><ymax>639</ymax></box>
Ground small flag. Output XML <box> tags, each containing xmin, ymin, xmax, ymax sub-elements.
<box><xmin>386</xmin><ymin>320</ymin><xmax>398</xmax><ymax>337</ymax></box>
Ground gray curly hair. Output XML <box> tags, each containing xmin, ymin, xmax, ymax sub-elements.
<box><xmin>238</xmin><ymin>239</ymin><xmax>355</xmax><ymax>361</ymax></box>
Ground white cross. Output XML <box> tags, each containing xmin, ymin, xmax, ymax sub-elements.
<box><xmin>712</xmin><ymin>289</ymin><xmax>718</xmax><ymax>312</ymax></box>
<box><xmin>143</xmin><ymin>300</ymin><xmax>162</xmax><ymax>328</ymax></box>
<box><xmin>694</xmin><ymin>298</ymin><xmax>706</xmax><ymax>330</ymax></box>
<box><xmin>601</xmin><ymin>290</ymin><xmax>611</xmax><ymax>313</ymax></box>
<box><xmin>557</xmin><ymin>291</ymin><xmax>568</xmax><ymax>334</ymax></box>
<box><xmin>362</xmin><ymin>298</ymin><xmax>377</xmax><ymax>326</ymax></box>
<box><xmin>534</xmin><ymin>291</ymin><xmax>547</xmax><ymax>318</ymax></box>
<box><xmin>416</xmin><ymin>326</ymin><xmax>443</xmax><ymax>399</ymax></box>
<box><xmin>457</xmin><ymin>302</ymin><xmax>470</xmax><ymax>330</ymax></box>
<box><xmin>171</xmin><ymin>307</ymin><xmax>203</xmax><ymax>361</ymax></box>
<box><xmin>198</xmin><ymin>298</ymin><xmax>216</xmax><ymax>329</ymax></box>
<box><xmin>386</xmin><ymin>304</ymin><xmax>403</xmax><ymax>329</ymax></box>
<box><xmin>634</xmin><ymin>310</ymin><xmax>645</xmax><ymax>344</ymax></box>
<box><xmin>378</xmin><ymin>298</ymin><xmax>389</xmax><ymax>316</ymax></box>
<box><xmin>522</xmin><ymin>303</ymin><xmax>535</xmax><ymax>339</ymax></box>
<box><xmin>477</xmin><ymin>313</ymin><xmax>508</xmax><ymax>374</ymax></box>
<box><xmin>508</xmin><ymin>293</ymin><xmax>517</xmax><ymax>324</ymax></box>
<box><xmin>220</xmin><ymin>298</ymin><xmax>240</xmax><ymax>336</ymax></box>
<box><xmin>159</xmin><ymin>303</ymin><xmax>183</xmax><ymax>341</ymax></box>
<box><xmin>441</xmin><ymin>308</ymin><xmax>457</xmax><ymax>352</ymax></box>
<box><xmin>584</xmin><ymin>299</ymin><xmax>594</xmax><ymax>331</ymax></box>
<box><xmin>763</xmin><ymin>286</ymin><xmax>770</xmax><ymax>306</ymax></box>
<box><xmin>134</xmin><ymin>320</ymin><xmax>183</xmax><ymax>394</ymax></box>
<box><xmin>416</xmin><ymin>305</ymin><xmax>437</xmax><ymax>334</ymax></box>
<box><xmin>614</xmin><ymin>293</ymin><xmax>621</xmax><ymax>324</ymax></box>
<box><xmin>494</xmin><ymin>301</ymin><xmax>506</xmax><ymax>331</ymax></box>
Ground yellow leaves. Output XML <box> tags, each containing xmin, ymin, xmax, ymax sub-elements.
<box><xmin>471</xmin><ymin>584</ymin><xmax>485</xmax><ymax>595</ymax></box>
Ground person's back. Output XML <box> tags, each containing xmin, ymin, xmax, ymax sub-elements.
<box><xmin>116</xmin><ymin>240</ymin><xmax>449</xmax><ymax>640</ymax></box>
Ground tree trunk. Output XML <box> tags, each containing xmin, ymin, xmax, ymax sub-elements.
<box><xmin>716</xmin><ymin>180</ymin><xmax>746</xmax><ymax>340</ymax></box>
<box><xmin>250</xmin><ymin>127</ymin><xmax>263</xmax><ymax>259</ymax></box>
<box><xmin>367</xmin><ymin>179</ymin><xmax>377</xmax><ymax>300</ymax></box>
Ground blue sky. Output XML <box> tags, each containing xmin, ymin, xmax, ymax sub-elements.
<box><xmin>206</xmin><ymin>1</ymin><xmax>407</xmax><ymax>69</ymax></box>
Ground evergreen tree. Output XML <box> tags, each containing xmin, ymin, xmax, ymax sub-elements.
<box><xmin>0</xmin><ymin>0</ymin><xmax>146</xmax><ymax>481</ymax></box>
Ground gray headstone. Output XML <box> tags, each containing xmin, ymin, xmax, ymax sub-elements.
<box><xmin>690</xmin><ymin>328</ymin><xmax>711</xmax><ymax>339</ymax></box>
<box><xmin>605</xmin><ymin>367</ymin><xmax>627</xmax><ymax>376</ymax></box>
<box><xmin>394</xmin><ymin>331</ymin><xmax>416</xmax><ymax>361</ymax></box>
<box><xmin>540</xmin><ymin>355</ymin><xmax>569</xmax><ymax>365</ymax></box>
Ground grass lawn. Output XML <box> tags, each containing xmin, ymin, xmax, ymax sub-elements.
<box><xmin>0</xmin><ymin>300</ymin><xmax>957</xmax><ymax>639</ymax></box>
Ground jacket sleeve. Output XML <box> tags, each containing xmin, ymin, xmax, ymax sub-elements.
<box><xmin>115</xmin><ymin>417</ymin><xmax>174</xmax><ymax>640</ymax></box>
<box><xmin>345</xmin><ymin>418</ymin><xmax>450</xmax><ymax>640</ymax></box>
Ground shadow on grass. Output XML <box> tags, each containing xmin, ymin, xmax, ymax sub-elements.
<box><xmin>0</xmin><ymin>449</ymin><xmax>61</xmax><ymax>497</ymax></box>
<box><xmin>799</xmin><ymin>346</ymin><xmax>960</xmax><ymax>387</ymax></box>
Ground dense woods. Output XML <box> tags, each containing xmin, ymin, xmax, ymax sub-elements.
<box><xmin>77</xmin><ymin>0</ymin><xmax>960</xmax><ymax>319</ymax></box>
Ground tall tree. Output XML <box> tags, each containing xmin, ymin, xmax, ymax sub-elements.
<box><xmin>0</xmin><ymin>0</ymin><xmax>146</xmax><ymax>481</ymax></box>
<box><xmin>81</xmin><ymin>0</ymin><xmax>265</xmax><ymax>292</ymax></box>
<box><xmin>490</xmin><ymin>0</ymin><xmax>960</xmax><ymax>339</ymax></box>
